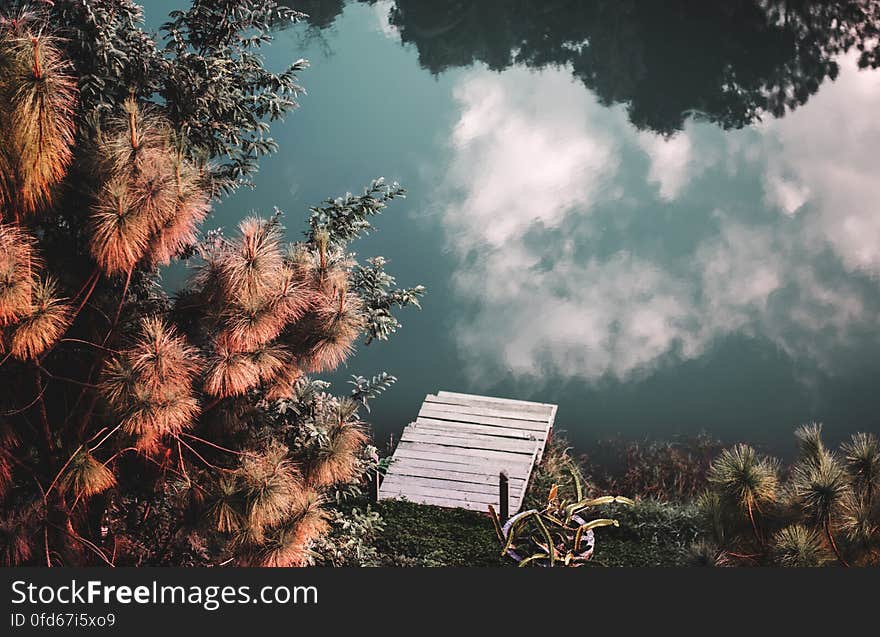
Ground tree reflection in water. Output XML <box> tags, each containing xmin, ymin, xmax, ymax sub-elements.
<box><xmin>292</xmin><ymin>0</ymin><xmax>880</xmax><ymax>134</ymax></box>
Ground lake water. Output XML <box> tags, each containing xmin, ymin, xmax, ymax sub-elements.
<box><xmin>146</xmin><ymin>1</ymin><xmax>880</xmax><ymax>453</ymax></box>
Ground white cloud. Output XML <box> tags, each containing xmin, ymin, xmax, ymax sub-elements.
<box><xmin>764</xmin><ymin>173</ymin><xmax>810</xmax><ymax>216</ymax></box>
<box><xmin>444</xmin><ymin>68</ymin><xmax>620</xmax><ymax>248</ymax></box>
<box><xmin>371</xmin><ymin>0</ymin><xmax>399</xmax><ymax>39</ymax></box>
<box><xmin>455</xmin><ymin>249</ymin><xmax>694</xmax><ymax>381</ymax></box>
<box><xmin>762</xmin><ymin>51</ymin><xmax>880</xmax><ymax>272</ymax></box>
<box><xmin>637</xmin><ymin>130</ymin><xmax>694</xmax><ymax>200</ymax></box>
<box><xmin>438</xmin><ymin>59</ymin><xmax>880</xmax><ymax>386</ymax></box>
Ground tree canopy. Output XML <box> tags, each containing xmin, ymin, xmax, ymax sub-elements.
<box><xmin>299</xmin><ymin>0</ymin><xmax>880</xmax><ymax>134</ymax></box>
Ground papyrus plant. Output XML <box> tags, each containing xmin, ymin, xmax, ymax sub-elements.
<box><xmin>0</xmin><ymin>1</ymin><xmax>423</xmax><ymax>567</ymax></box>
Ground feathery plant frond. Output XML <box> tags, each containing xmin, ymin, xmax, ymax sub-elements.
<box><xmin>771</xmin><ymin>524</ymin><xmax>832</xmax><ymax>567</ymax></box>
<box><xmin>0</xmin><ymin>508</ymin><xmax>34</xmax><ymax>566</ymax></box>
<box><xmin>298</xmin><ymin>291</ymin><xmax>365</xmax><ymax>373</ymax></box>
<box><xmin>218</xmin><ymin>279</ymin><xmax>309</xmax><ymax>351</ymax></box>
<box><xmin>707</xmin><ymin>444</ymin><xmax>779</xmax><ymax>515</ymax></box>
<box><xmin>307</xmin><ymin>397</ymin><xmax>368</xmax><ymax>487</ymax></box>
<box><xmin>219</xmin><ymin>217</ymin><xmax>286</xmax><ymax>304</ymax></box>
<box><xmin>290</xmin><ymin>488</ymin><xmax>330</xmax><ymax>548</ymax></box>
<box><xmin>0</xmin><ymin>419</ymin><xmax>17</xmax><ymax>496</ymax></box>
<box><xmin>118</xmin><ymin>385</ymin><xmax>199</xmax><ymax>438</ymax></box>
<box><xmin>203</xmin><ymin>336</ymin><xmax>263</xmax><ymax>398</ymax></box>
<box><xmin>246</xmin><ymin>488</ymin><xmax>328</xmax><ymax>567</ymax></box>
<box><xmin>127</xmin><ymin>150</ymin><xmax>177</xmax><ymax>228</ymax></box>
<box><xmin>789</xmin><ymin>431</ymin><xmax>851</xmax><ymax>565</ymax></box>
<box><xmin>126</xmin><ymin>317</ymin><xmax>199</xmax><ymax>392</ymax></box>
<box><xmin>306</xmin><ymin>423</ymin><xmax>367</xmax><ymax>488</ymax></box>
<box><xmin>100</xmin><ymin>317</ymin><xmax>200</xmax><ymax>443</ymax></box>
<box><xmin>99</xmin><ymin>357</ymin><xmax>137</xmax><ymax>413</ymax></box>
<box><xmin>842</xmin><ymin>432</ymin><xmax>880</xmax><ymax>500</ymax></box>
<box><xmin>263</xmin><ymin>364</ymin><xmax>303</xmax><ymax>401</ymax></box>
<box><xmin>209</xmin><ymin>476</ymin><xmax>244</xmax><ymax>534</ymax></box>
<box><xmin>790</xmin><ymin>447</ymin><xmax>849</xmax><ymax>526</ymax></box>
<box><xmin>0</xmin><ymin>223</ymin><xmax>40</xmax><ymax>325</ymax></box>
<box><xmin>59</xmin><ymin>449</ymin><xmax>116</xmax><ymax>498</ymax></box>
<box><xmin>250</xmin><ymin>343</ymin><xmax>292</xmax><ymax>384</ymax></box>
<box><xmin>250</xmin><ymin>524</ymin><xmax>310</xmax><ymax>567</ymax></box>
<box><xmin>89</xmin><ymin>175</ymin><xmax>153</xmax><ymax>275</ymax></box>
<box><xmin>287</xmin><ymin>241</ymin><xmax>352</xmax><ymax>303</ymax></box>
<box><xmin>0</xmin><ymin>29</ymin><xmax>77</xmax><ymax>215</ymax></box>
<box><xmin>238</xmin><ymin>442</ymin><xmax>304</xmax><ymax>541</ymax></box>
<box><xmin>196</xmin><ymin>218</ymin><xmax>312</xmax><ymax>372</ymax></box>
<box><xmin>839</xmin><ymin>490</ymin><xmax>879</xmax><ymax>546</ymax></box>
<box><xmin>794</xmin><ymin>422</ymin><xmax>827</xmax><ymax>469</ymax></box>
<box><xmin>98</xmin><ymin>97</ymin><xmax>173</xmax><ymax>176</ymax></box>
<box><xmin>0</xmin><ymin>144</ymin><xmax>12</xmax><ymax>217</ymax></box>
<box><xmin>687</xmin><ymin>540</ymin><xmax>730</xmax><ymax>567</ymax></box>
<box><xmin>8</xmin><ymin>276</ymin><xmax>70</xmax><ymax>360</ymax></box>
<box><xmin>696</xmin><ymin>490</ymin><xmax>728</xmax><ymax>545</ymax></box>
<box><xmin>89</xmin><ymin>99</ymin><xmax>179</xmax><ymax>274</ymax></box>
<box><xmin>315</xmin><ymin>396</ymin><xmax>361</xmax><ymax>431</ymax></box>
<box><xmin>148</xmin><ymin>157</ymin><xmax>211</xmax><ymax>265</ymax></box>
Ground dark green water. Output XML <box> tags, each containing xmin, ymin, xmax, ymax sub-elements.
<box><xmin>145</xmin><ymin>1</ymin><xmax>880</xmax><ymax>453</ymax></box>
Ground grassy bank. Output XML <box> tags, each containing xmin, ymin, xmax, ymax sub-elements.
<box><xmin>369</xmin><ymin>438</ymin><xmax>704</xmax><ymax>567</ymax></box>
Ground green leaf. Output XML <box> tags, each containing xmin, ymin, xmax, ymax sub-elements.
<box><xmin>579</xmin><ymin>518</ymin><xmax>620</xmax><ymax>532</ymax></box>
<box><xmin>533</xmin><ymin>514</ymin><xmax>556</xmax><ymax>567</ymax></box>
<box><xmin>518</xmin><ymin>552</ymin><xmax>550</xmax><ymax>568</ymax></box>
<box><xmin>565</xmin><ymin>495</ymin><xmax>635</xmax><ymax>517</ymax></box>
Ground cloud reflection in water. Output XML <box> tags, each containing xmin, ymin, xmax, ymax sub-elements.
<box><xmin>439</xmin><ymin>54</ymin><xmax>880</xmax><ymax>387</ymax></box>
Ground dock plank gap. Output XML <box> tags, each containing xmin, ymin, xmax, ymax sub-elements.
<box><xmin>378</xmin><ymin>391</ymin><xmax>557</xmax><ymax>513</ymax></box>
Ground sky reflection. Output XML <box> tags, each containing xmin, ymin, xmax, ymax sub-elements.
<box><xmin>142</xmin><ymin>1</ymin><xmax>880</xmax><ymax>446</ymax></box>
<box><xmin>440</xmin><ymin>52</ymin><xmax>880</xmax><ymax>389</ymax></box>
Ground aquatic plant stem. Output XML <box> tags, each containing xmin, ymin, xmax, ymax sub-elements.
<box><xmin>825</xmin><ymin>519</ymin><xmax>849</xmax><ymax>567</ymax></box>
<box><xmin>747</xmin><ymin>500</ymin><xmax>763</xmax><ymax>545</ymax></box>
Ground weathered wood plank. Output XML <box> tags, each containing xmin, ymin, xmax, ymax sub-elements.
<box><xmin>379</xmin><ymin>493</ymin><xmax>490</xmax><ymax>512</ymax></box>
<box><xmin>399</xmin><ymin>430</ymin><xmax>537</xmax><ymax>454</ymax></box>
<box><xmin>379</xmin><ymin>483</ymin><xmax>505</xmax><ymax>505</ymax></box>
<box><xmin>380</xmin><ymin>485</ymin><xmax>525</xmax><ymax>513</ymax></box>
<box><xmin>390</xmin><ymin>448</ymin><xmax>532</xmax><ymax>478</ymax></box>
<box><xmin>417</xmin><ymin>410</ymin><xmax>549</xmax><ymax>432</ymax></box>
<box><xmin>394</xmin><ymin>441</ymin><xmax>534</xmax><ymax>464</ymax></box>
<box><xmin>380</xmin><ymin>475</ymin><xmax>522</xmax><ymax>498</ymax></box>
<box><xmin>386</xmin><ymin>456</ymin><xmax>531</xmax><ymax>480</ymax></box>
<box><xmin>536</xmin><ymin>404</ymin><xmax>558</xmax><ymax>462</ymax></box>
<box><xmin>424</xmin><ymin>395</ymin><xmax>551</xmax><ymax>414</ymax></box>
<box><xmin>435</xmin><ymin>390</ymin><xmax>554</xmax><ymax>409</ymax></box>
<box><xmin>411</xmin><ymin>420</ymin><xmax>541</xmax><ymax>440</ymax></box>
<box><xmin>421</xmin><ymin>399</ymin><xmax>551</xmax><ymax>423</ymax></box>
<box><xmin>385</xmin><ymin>462</ymin><xmax>527</xmax><ymax>487</ymax></box>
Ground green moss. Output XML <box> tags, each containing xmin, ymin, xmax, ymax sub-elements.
<box><xmin>373</xmin><ymin>498</ymin><xmax>699</xmax><ymax>567</ymax></box>
<box><xmin>373</xmin><ymin>500</ymin><xmax>504</xmax><ymax>566</ymax></box>
<box><xmin>587</xmin><ymin>501</ymin><xmax>702</xmax><ymax>567</ymax></box>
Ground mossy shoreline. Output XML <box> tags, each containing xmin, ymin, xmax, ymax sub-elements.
<box><xmin>357</xmin><ymin>426</ymin><xmax>880</xmax><ymax>567</ymax></box>
<box><xmin>364</xmin><ymin>437</ymin><xmax>705</xmax><ymax>567</ymax></box>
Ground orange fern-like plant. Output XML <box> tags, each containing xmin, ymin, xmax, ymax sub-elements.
<box><xmin>0</xmin><ymin>30</ymin><xmax>77</xmax><ymax>217</ymax></box>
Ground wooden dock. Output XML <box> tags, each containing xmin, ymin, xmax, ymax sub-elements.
<box><xmin>378</xmin><ymin>391</ymin><xmax>557</xmax><ymax>513</ymax></box>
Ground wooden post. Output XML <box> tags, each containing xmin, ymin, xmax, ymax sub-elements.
<box><xmin>370</xmin><ymin>468</ymin><xmax>381</xmax><ymax>503</ymax></box>
<box><xmin>499</xmin><ymin>470</ymin><xmax>509</xmax><ymax>522</ymax></box>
